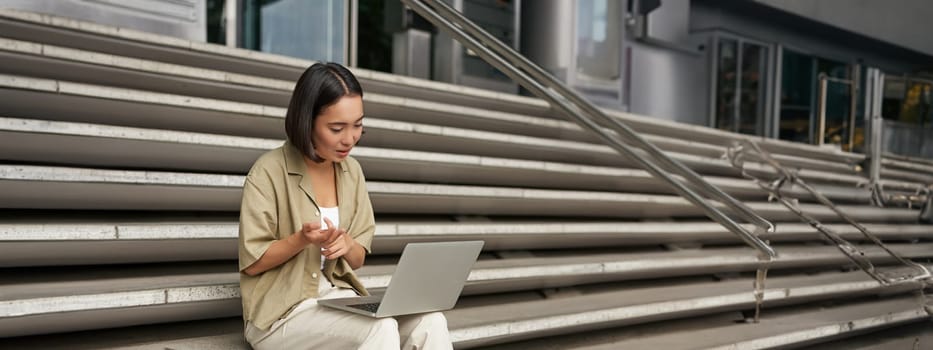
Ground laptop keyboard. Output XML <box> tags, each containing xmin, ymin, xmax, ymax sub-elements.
<box><xmin>348</xmin><ymin>302</ymin><xmax>381</xmax><ymax>313</ymax></box>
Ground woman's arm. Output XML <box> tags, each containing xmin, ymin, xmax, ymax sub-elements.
<box><xmin>243</xmin><ymin>220</ymin><xmax>342</xmax><ymax>276</ymax></box>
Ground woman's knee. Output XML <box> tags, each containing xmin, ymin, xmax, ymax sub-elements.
<box><xmin>370</xmin><ymin>317</ymin><xmax>400</xmax><ymax>335</ymax></box>
<box><xmin>357</xmin><ymin>317</ymin><xmax>401</xmax><ymax>349</ymax></box>
<box><xmin>401</xmin><ymin>312</ymin><xmax>452</xmax><ymax>350</ymax></box>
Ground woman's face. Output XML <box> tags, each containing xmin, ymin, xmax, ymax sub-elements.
<box><xmin>312</xmin><ymin>95</ymin><xmax>364</xmax><ymax>163</ymax></box>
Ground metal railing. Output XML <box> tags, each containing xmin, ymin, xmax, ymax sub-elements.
<box><xmin>727</xmin><ymin>139</ymin><xmax>932</xmax><ymax>285</ymax></box>
<box><xmin>401</xmin><ymin>0</ymin><xmax>777</xmax><ymax>258</ymax></box>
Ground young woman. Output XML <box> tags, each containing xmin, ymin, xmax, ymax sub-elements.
<box><xmin>238</xmin><ymin>62</ymin><xmax>452</xmax><ymax>349</ymax></box>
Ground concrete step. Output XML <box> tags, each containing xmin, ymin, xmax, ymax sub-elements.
<box><xmin>818</xmin><ymin>316</ymin><xmax>933</xmax><ymax>350</ymax></box>
<box><xmin>6</xmin><ymin>294</ymin><xmax>928</xmax><ymax>350</ymax></box>
<box><xmin>411</xmin><ymin>244</ymin><xmax>933</xmax><ymax>296</ymax></box>
<box><xmin>0</xmin><ymin>77</ymin><xmax>909</xmax><ymax>190</ymax></box>
<box><xmin>446</xmin><ymin>266</ymin><xmax>928</xmax><ymax>348</ymax></box>
<box><xmin>885</xmin><ymin>152</ymin><xmax>933</xmax><ymax>169</ymax></box>
<box><xmin>882</xmin><ymin>156</ymin><xmax>933</xmax><ymax>183</ymax></box>
<box><xmin>0</xmin><ymin>164</ymin><xmax>920</xmax><ymax>221</ymax></box>
<box><xmin>1</xmin><ymin>256</ymin><xmax>927</xmax><ymax>338</ymax></box>
<box><xmin>3</xmin><ymin>219</ymin><xmax>932</xmax><ymax>266</ymax></box>
<box><xmin>479</xmin><ymin>294</ymin><xmax>932</xmax><ymax>350</ymax></box>
<box><xmin>0</xmin><ymin>116</ymin><xmax>879</xmax><ymax>204</ymax></box>
<box><xmin>882</xmin><ymin>167</ymin><xmax>933</xmax><ymax>185</ymax></box>
<box><xmin>0</xmin><ymin>267</ymin><xmax>239</xmax><ymax>337</ymax></box>
<box><xmin>0</xmin><ymin>75</ymin><xmax>877</xmax><ymax>185</ymax></box>
<box><xmin>0</xmin><ymin>116</ymin><xmax>276</xmax><ymax>173</ymax></box>
<box><xmin>0</xmin><ymin>317</ymin><xmax>248</xmax><ymax>350</ymax></box>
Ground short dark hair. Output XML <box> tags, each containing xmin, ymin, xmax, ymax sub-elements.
<box><xmin>285</xmin><ymin>62</ymin><xmax>363</xmax><ymax>162</ymax></box>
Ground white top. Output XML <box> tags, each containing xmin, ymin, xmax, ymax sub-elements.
<box><xmin>320</xmin><ymin>206</ymin><xmax>339</xmax><ymax>230</ymax></box>
<box><xmin>319</xmin><ymin>206</ymin><xmax>339</xmax><ymax>268</ymax></box>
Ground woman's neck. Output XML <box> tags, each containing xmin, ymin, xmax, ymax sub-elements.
<box><xmin>304</xmin><ymin>157</ymin><xmax>333</xmax><ymax>172</ymax></box>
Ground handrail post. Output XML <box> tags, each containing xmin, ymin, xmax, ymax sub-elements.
<box><xmin>865</xmin><ymin>68</ymin><xmax>885</xmax><ymax>206</ymax></box>
<box><xmin>817</xmin><ymin>73</ymin><xmax>828</xmax><ymax>146</ymax></box>
<box><xmin>847</xmin><ymin>65</ymin><xmax>860</xmax><ymax>152</ymax></box>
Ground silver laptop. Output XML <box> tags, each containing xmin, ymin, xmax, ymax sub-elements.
<box><xmin>318</xmin><ymin>240</ymin><xmax>484</xmax><ymax>318</ymax></box>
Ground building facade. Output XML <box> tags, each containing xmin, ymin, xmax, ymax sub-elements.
<box><xmin>3</xmin><ymin>0</ymin><xmax>931</xmax><ymax>158</ymax></box>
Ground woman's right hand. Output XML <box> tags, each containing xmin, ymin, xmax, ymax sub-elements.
<box><xmin>296</xmin><ymin>218</ymin><xmax>343</xmax><ymax>247</ymax></box>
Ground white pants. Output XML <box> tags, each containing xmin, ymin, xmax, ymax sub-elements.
<box><xmin>245</xmin><ymin>280</ymin><xmax>453</xmax><ymax>350</ymax></box>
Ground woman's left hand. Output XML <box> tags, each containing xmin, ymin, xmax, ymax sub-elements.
<box><xmin>322</xmin><ymin>231</ymin><xmax>354</xmax><ymax>260</ymax></box>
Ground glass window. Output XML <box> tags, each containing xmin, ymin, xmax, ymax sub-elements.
<box><xmin>206</xmin><ymin>0</ymin><xmax>226</xmax><ymax>45</ymax></box>
<box><xmin>715</xmin><ymin>38</ymin><xmax>767</xmax><ymax>136</ymax></box>
<box><xmin>715</xmin><ymin>38</ymin><xmax>738</xmax><ymax>132</ymax></box>
<box><xmin>356</xmin><ymin>0</ymin><xmax>392</xmax><ymax>72</ymax></box>
<box><xmin>739</xmin><ymin>43</ymin><xmax>766</xmax><ymax>135</ymax></box>
<box><xmin>241</xmin><ymin>0</ymin><xmax>346</xmax><ymax>63</ymax></box>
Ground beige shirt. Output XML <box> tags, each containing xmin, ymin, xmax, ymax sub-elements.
<box><xmin>238</xmin><ymin>142</ymin><xmax>376</xmax><ymax>331</ymax></box>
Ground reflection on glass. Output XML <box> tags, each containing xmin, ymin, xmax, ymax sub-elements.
<box><xmin>739</xmin><ymin>43</ymin><xmax>765</xmax><ymax>135</ymax></box>
<box><xmin>881</xmin><ymin>79</ymin><xmax>933</xmax><ymax>158</ymax></box>
<box><xmin>900</xmin><ymin>82</ymin><xmax>933</xmax><ymax>125</ymax></box>
<box><xmin>576</xmin><ymin>0</ymin><xmax>620</xmax><ymax>82</ymax></box>
<box><xmin>822</xmin><ymin>79</ymin><xmax>851</xmax><ymax>146</ymax></box>
<box><xmin>818</xmin><ymin>58</ymin><xmax>848</xmax><ymax>79</ymax></box>
<box><xmin>462</xmin><ymin>0</ymin><xmax>515</xmax><ymax>82</ymax></box>
<box><xmin>715</xmin><ymin>39</ymin><xmax>767</xmax><ymax>136</ymax></box>
<box><xmin>818</xmin><ymin>58</ymin><xmax>850</xmax><ymax>146</ymax></box>
<box><xmin>778</xmin><ymin>49</ymin><xmax>813</xmax><ymax>143</ymax></box>
<box><xmin>356</xmin><ymin>0</ymin><xmax>392</xmax><ymax>73</ymax></box>
<box><xmin>716</xmin><ymin>39</ymin><xmax>737</xmax><ymax>132</ymax></box>
<box><xmin>241</xmin><ymin>0</ymin><xmax>345</xmax><ymax>62</ymax></box>
<box><xmin>882</xmin><ymin>77</ymin><xmax>906</xmax><ymax>121</ymax></box>
<box><xmin>207</xmin><ymin>0</ymin><xmax>226</xmax><ymax>45</ymax></box>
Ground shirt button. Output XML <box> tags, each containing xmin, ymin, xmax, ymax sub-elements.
<box><xmin>314</xmin><ymin>211</ymin><xmax>320</xmax><ymax>216</ymax></box>
<box><xmin>312</xmin><ymin>272</ymin><xmax>319</xmax><ymax>279</ymax></box>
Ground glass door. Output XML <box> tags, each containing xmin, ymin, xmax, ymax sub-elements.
<box><xmin>778</xmin><ymin>49</ymin><xmax>862</xmax><ymax>151</ymax></box>
<box><xmin>815</xmin><ymin>60</ymin><xmax>860</xmax><ymax>151</ymax></box>
<box><xmin>777</xmin><ymin>49</ymin><xmax>814</xmax><ymax>143</ymax></box>
<box><xmin>713</xmin><ymin>37</ymin><xmax>769</xmax><ymax>136</ymax></box>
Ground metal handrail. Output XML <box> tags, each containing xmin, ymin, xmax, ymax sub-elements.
<box><xmin>728</xmin><ymin>140</ymin><xmax>933</xmax><ymax>285</ymax></box>
<box><xmin>402</xmin><ymin>0</ymin><xmax>776</xmax><ymax>257</ymax></box>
